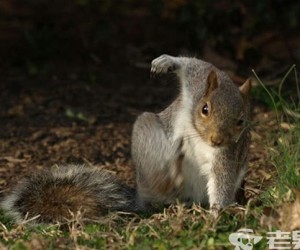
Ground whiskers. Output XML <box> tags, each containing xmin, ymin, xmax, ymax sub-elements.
<box><xmin>172</xmin><ymin>126</ymin><xmax>207</xmax><ymax>153</ymax></box>
<box><xmin>179</xmin><ymin>128</ymin><xmax>205</xmax><ymax>143</ymax></box>
<box><xmin>234</xmin><ymin>120</ymin><xmax>253</xmax><ymax>143</ymax></box>
<box><xmin>183</xmin><ymin>132</ymin><xmax>204</xmax><ymax>141</ymax></box>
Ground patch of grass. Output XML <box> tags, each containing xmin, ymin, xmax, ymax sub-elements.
<box><xmin>0</xmin><ymin>204</ymin><xmax>270</xmax><ymax>249</ymax></box>
<box><xmin>0</xmin><ymin>209</ymin><xmax>16</xmax><ymax>229</ymax></box>
<box><xmin>273</xmin><ymin>125</ymin><xmax>300</xmax><ymax>191</ymax></box>
<box><xmin>254</xmin><ymin>65</ymin><xmax>300</xmax><ymax>202</ymax></box>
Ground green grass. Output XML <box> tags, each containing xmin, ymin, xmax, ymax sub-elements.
<box><xmin>254</xmin><ymin>65</ymin><xmax>300</xmax><ymax>200</ymax></box>
<box><xmin>0</xmin><ymin>205</ymin><xmax>270</xmax><ymax>249</ymax></box>
<box><xmin>272</xmin><ymin>124</ymin><xmax>300</xmax><ymax>192</ymax></box>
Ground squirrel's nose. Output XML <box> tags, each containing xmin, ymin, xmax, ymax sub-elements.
<box><xmin>210</xmin><ymin>134</ymin><xmax>224</xmax><ymax>146</ymax></box>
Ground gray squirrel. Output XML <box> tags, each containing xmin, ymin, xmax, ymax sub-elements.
<box><xmin>1</xmin><ymin>55</ymin><xmax>251</xmax><ymax>223</ymax></box>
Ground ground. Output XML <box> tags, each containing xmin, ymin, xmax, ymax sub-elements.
<box><xmin>0</xmin><ymin>54</ymin><xmax>179</xmax><ymax>189</ymax></box>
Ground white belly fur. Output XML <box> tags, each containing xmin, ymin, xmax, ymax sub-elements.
<box><xmin>173</xmin><ymin>108</ymin><xmax>216</xmax><ymax>205</ymax></box>
<box><xmin>181</xmin><ymin>130</ymin><xmax>216</xmax><ymax>204</ymax></box>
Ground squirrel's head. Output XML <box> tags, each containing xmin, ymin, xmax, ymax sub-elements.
<box><xmin>193</xmin><ymin>70</ymin><xmax>251</xmax><ymax>147</ymax></box>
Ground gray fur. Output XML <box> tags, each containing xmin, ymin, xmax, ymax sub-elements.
<box><xmin>134</xmin><ymin>54</ymin><xmax>251</xmax><ymax>214</ymax></box>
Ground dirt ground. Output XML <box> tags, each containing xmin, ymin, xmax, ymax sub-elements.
<box><xmin>0</xmin><ymin>57</ymin><xmax>176</xmax><ymax>192</ymax></box>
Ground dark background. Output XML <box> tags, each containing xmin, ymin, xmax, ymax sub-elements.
<box><xmin>0</xmin><ymin>0</ymin><xmax>299</xmax><ymax>189</ymax></box>
<box><xmin>1</xmin><ymin>0</ymin><xmax>299</xmax><ymax>78</ymax></box>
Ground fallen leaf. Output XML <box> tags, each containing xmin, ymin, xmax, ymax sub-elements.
<box><xmin>0</xmin><ymin>156</ymin><xmax>26</xmax><ymax>163</ymax></box>
<box><xmin>280</xmin><ymin>191</ymin><xmax>300</xmax><ymax>231</ymax></box>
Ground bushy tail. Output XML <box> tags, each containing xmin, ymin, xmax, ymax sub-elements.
<box><xmin>1</xmin><ymin>164</ymin><xmax>137</xmax><ymax>224</ymax></box>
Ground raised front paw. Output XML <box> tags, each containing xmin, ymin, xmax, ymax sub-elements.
<box><xmin>151</xmin><ymin>54</ymin><xmax>180</xmax><ymax>75</ymax></box>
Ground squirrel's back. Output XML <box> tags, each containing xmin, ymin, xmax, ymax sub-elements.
<box><xmin>1</xmin><ymin>164</ymin><xmax>136</xmax><ymax>223</ymax></box>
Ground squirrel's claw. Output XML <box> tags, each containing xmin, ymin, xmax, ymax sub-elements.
<box><xmin>210</xmin><ymin>204</ymin><xmax>221</xmax><ymax>219</ymax></box>
<box><xmin>151</xmin><ymin>54</ymin><xmax>179</xmax><ymax>76</ymax></box>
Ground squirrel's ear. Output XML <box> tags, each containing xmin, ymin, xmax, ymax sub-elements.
<box><xmin>205</xmin><ymin>70</ymin><xmax>219</xmax><ymax>96</ymax></box>
<box><xmin>239</xmin><ymin>79</ymin><xmax>251</xmax><ymax>97</ymax></box>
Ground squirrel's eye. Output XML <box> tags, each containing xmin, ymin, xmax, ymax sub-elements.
<box><xmin>202</xmin><ymin>104</ymin><xmax>209</xmax><ymax>116</ymax></box>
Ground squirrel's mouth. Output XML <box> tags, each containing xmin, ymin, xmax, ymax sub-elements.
<box><xmin>210</xmin><ymin>142</ymin><xmax>226</xmax><ymax>148</ymax></box>
<box><xmin>209</xmin><ymin>135</ymin><xmax>227</xmax><ymax>147</ymax></box>
<box><xmin>208</xmin><ymin>137</ymin><xmax>231</xmax><ymax>148</ymax></box>
<box><xmin>210</xmin><ymin>140</ymin><xmax>224</xmax><ymax>147</ymax></box>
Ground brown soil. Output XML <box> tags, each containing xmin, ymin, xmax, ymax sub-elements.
<box><xmin>0</xmin><ymin>59</ymin><xmax>180</xmax><ymax>194</ymax></box>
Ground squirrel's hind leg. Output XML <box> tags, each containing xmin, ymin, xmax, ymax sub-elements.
<box><xmin>132</xmin><ymin>112</ymin><xmax>183</xmax><ymax>210</ymax></box>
